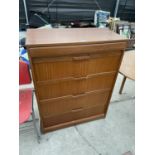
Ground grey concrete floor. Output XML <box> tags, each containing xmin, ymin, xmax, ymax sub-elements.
<box><xmin>19</xmin><ymin>73</ymin><xmax>135</xmax><ymax>155</ymax></box>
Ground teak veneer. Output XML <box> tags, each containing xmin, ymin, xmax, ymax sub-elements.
<box><xmin>26</xmin><ymin>28</ymin><xmax>127</xmax><ymax>133</ymax></box>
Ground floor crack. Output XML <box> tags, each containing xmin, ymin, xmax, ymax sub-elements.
<box><xmin>74</xmin><ymin>126</ymin><xmax>102</xmax><ymax>155</ymax></box>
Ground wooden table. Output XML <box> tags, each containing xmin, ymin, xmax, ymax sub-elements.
<box><xmin>119</xmin><ymin>50</ymin><xmax>135</xmax><ymax>94</ymax></box>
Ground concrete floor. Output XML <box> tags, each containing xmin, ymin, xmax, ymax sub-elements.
<box><xmin>19</xmin><ymin>73</ymin><xmax>135</xmax><ymax>155</ymax></box>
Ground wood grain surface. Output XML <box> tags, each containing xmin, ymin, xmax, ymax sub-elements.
<box><xmin>119</xmin><ymin>50</ymin><xmax>135</xmax><ymax>80</ymax></box>
<box><xmin>26</xmin><ymin>28</ymin><xmax>128</xmax><ymax>133</ymax></box>
<box><xmin>26</xmin><ymin>28</ymin><xmax>128</xmax><ymax>47</ymax></box>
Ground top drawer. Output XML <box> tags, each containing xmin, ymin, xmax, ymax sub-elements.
<box><xmin>29</xmin><ymin>42</ymin><xmax>126</xmax><ymax>57</ymax></box>
<box><xmin>33</xmin><ymin>51</ymin><xmax>122</xmax><ymax>82</ymax></box>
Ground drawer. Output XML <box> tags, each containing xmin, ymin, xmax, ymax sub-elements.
<box><xmin>29</xmin><ymin>42</ymin><xmax>126</xmax><ymax>58</ymax></box>
<box><xmin>33</xmin><ymin>52</ymin><xmax>121</xmax><ymax>81</ymax></box>
<box><xmin>42</xmin><ymin>105</ymin><xmax>105</xmax><ymax>127</ymax></box>
<box><xmin>88</xmin><ymin>53</ymin><xmax>121</xmax><ymax>75</ymax></box>
<box><xmin>37</xmin><ymin>72</ymin><xmax>116</xmax><ymax>100</ymax></box>
<box><xmin>40</xmin><ymin>90</ymin><xmax>110</xmax><ymax>117</ymax></box>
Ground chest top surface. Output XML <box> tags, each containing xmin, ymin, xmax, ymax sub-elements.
<box><xmin>26</xmin><ymin>28</ymin><xmax>128</xmax><ymax>47</ymax></box>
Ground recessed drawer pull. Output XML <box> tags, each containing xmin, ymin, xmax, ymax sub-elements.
<box><xmin>71</xmin><ymin>107</ymin><xmax>83</xmax><ymax>112</ymax></box>
<box><xmin>72</xmin><ymin>56</ymin><xmax>90</xmax><ymax>61</ymax></box>
<box><xmin>72</xmin><ymin>93</ymin><xmax>86</xmax><ymax>98</ymax></box>
<box><xmin>74</xmin><ymin>77</ymin><xmax>87</xmax><ymax>80</ymax></box>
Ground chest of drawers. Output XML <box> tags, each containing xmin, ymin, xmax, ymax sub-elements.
<box><xmin>26</xmin><ymin>28</ymin><xmax>127</xmax><ymax>133</ymax></box>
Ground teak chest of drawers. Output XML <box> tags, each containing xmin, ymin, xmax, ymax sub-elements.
<box><xmin>26</xmin><ymin>28</ymin><xmax>127</xmax><ymax>133</ymax></box>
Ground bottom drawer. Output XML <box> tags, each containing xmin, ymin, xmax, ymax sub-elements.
<box><xmin>39</xmin><ymin>90</ymin><xmax>110</xmax><ymax>117</ymax></box>
<box><xmin>42</xmin><ymin>105</ymin><xmax>106</xmax><ymax>127</ymax></box>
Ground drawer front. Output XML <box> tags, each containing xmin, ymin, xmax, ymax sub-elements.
<box><xmin>42</xmin><ymin>105</ymin><xmax>105</xmax><ymax>127</ymax></box>
<box><xmin>37</xmin><ymin>73</ymin><xmax>115</xmax><ymax>100</ymax></box>
<box><xmin>33</xmin><ymin>52</ymin><xmax>121</xmax><ymax>81</ymax></box>
<box><xmin>88</xmin><ymin>53</ymin><xmax>121</xmax><ymax>75</ymax></box>
<box><xmin>29</xmin><ymin>42</ymin><xmax>126</xmax><ymax>58</ymax></box>
<box><xmin>40</xmin><ymin>90</ymin><xmax>110</xmax><ymax>117</ymax></box>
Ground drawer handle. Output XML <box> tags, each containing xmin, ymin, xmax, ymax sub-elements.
<box><xmin>74</xmin><ymin>77</ymin><xmax>87</xmax><ymax>80</ymax></box>
<box><xmin>73</xmin><ymin>56</ymin><xmax>90</xmax><ymax>61</ymax></box>
<box><xmin>72</xmin><ymin>107</ymin><xmax>83</xmax><ymax>112</ymax></box>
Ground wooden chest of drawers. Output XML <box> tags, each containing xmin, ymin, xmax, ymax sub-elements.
<box><xmin>26</xmin><ymin>28</ymin><xmax>127</xmax><ymax>133</ymax></box>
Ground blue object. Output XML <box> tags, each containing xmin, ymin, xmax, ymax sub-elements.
<box><xmin>19</xmin><ymin>48</ymin><xmax>30</xmax><ymax>65</ymax></box>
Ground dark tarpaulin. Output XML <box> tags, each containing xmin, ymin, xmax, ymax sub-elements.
<box><xmin>19</xmin><ymin>0</ymin><xmax>135</xmax><ymax>28</ymax></box>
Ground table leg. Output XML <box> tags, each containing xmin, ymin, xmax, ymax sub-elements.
<box><xmin>119</xmin><ymin>75</ymin><xmax>127</xmax><ymax>94</ymax></box>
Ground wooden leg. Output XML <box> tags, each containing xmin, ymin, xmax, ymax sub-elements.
<box><xmin>119</xmin><ymin>76</ymin><xmax>127</xmax><ymax>94</ymax></box>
